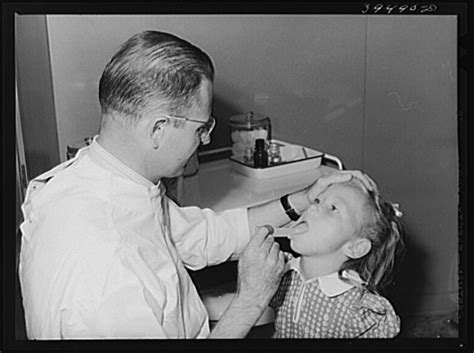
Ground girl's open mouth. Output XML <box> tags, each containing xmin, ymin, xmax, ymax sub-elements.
<box><xmin>271</xmin><ymin>221</ymin><xmax>308</xmax><ymax>238</ymax></box>
<box><xmin>288</xmin><ymin>220</ymin><xmax>309</xmax><ymax>238</ymax></box>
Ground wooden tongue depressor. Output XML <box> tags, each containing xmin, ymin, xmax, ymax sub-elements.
<box><xmin>264</xmin><ymin>222</ymin><xmax>308</xmax><ymax>238</ymax></box>
<box><xmin>272</xmin><ymin>226</ymin><xmax>301</xmax><ymax>238</ymax></box>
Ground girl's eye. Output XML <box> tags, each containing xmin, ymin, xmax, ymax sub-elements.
<box><xmin>314</xmin><ymin>198</ymin><xmax>321</xmax><ymax>204</ymax></box>
<box><xmin>330</xmin><ymin>205</ymin><xmax>338</xmax><ymax>212</ymax></box>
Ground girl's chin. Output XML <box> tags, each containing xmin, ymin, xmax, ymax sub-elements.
<box><xmin>288</xmin><ymin>239</ymin><xmax>305</xmax><ymax>255</ymax></box>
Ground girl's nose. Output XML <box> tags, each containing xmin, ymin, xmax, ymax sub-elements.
<box><xmin>307</xmin><ymin>202</ymin><xmax>319</xmax><ymax>215</ymax></box>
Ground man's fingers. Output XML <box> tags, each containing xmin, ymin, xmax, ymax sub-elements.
<box><xmin>339</xmin><ymin>170</ymin><xmax>378</xmax><ymax>193</ymax></box>
<box><xmin>251</xmin><ymin>225</ymin><xmax>274</xmax><ymax>246</ymax></box>
<box><xmin>262</xmin><ymin>224</ymin><xmax>275</xmax><ymax>235</ymax></box>
<box><xmin>362</xmin><ymin>173</ymin><xmax>378</xmax><ymax>193</ymax></box>
<box><xmin>269</xmin><ymin>241</ymin><xmax>281</xmax><ymax>259</ymax></box>
<box><xmin>308</xmin><ymin>169</ymin><xmax>381</xmax><ymax>206</ymax></box>
<box><xmin>261</xmin><ymin>232</ymin><xmax>276</xmax><ymax>253</ymax></box>
<box><xmin>324</xmin><ymin>172</ymin><xmax>352</xmax><ymax>185</ymax></box>
<box><xmin>308</xmin><ymin>173</ymin><xmax>351</xmax><ymax>201</ymax></box>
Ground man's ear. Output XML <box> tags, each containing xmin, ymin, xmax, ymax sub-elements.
<box><xmin>150</xmin><ymin>118</ymin><xmax>168</xmax><ymax>149</ymax></box>
<box><xmin>342</xmin><ymin>238</ymin><xmax>372</xmax><ymax>259</ymax></box>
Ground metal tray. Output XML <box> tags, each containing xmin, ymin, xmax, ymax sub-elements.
<box><xmin>230</xmin><ymin>140</ymin><xmax>343</xmax><ymax>179</ymax></box>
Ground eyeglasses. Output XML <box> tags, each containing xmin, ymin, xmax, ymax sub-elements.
<box><xmin>164</xmin><ymin>115</ymin><xmax>216</xmax><ymax>145</ymax></box>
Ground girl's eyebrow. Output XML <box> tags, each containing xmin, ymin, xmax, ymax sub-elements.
<box><xmin>329</xmin><ymin>194</ymin><xmax>349</xmax><ymax>210</ymax></box>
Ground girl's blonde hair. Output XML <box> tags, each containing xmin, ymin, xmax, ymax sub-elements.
<box><xmin>339</xmin><ymin>189</ymin><xmax>405</xmax><ymax>294</ymax></box>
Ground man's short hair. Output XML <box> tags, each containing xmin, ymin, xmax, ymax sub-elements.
<box><xmin>99</xmin><ymin>30</ymin><xmax>215</xmax><ymax>121</ymax></box>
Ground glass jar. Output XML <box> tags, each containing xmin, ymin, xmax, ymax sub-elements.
<box><xmin>268</xmin><ymin>142</ymin><xmax>282</xmax><ymax>165</ymax></box>
<box><xmin>229</xmin><ymin>112</ymin><xmax>271</xmax><ymax>158</ymax></box>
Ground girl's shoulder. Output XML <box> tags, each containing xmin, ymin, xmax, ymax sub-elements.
<box><xmin>345</xmin><ymin>290</ymin><xmax>401</xmax><ymax>338</ymax></box>
<box><xmin>351</xmin><ymin>290</ymin><xmax>396</xmax><ymax>314</ymax></box>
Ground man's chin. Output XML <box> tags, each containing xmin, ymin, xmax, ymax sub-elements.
<box><xmin>170</xmin><ymin>169</ymin><xmax>185</xmax><ymax>178</ymax></box>
<box><xmin>176</xmin><ymin>165</ymin><xmax>188</xmax><ymax>177</ymax></box>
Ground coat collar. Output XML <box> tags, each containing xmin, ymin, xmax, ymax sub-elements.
<box><xmin>88</xmin><ymin>136</ymin><xmax>163</xmax><ymax>195</ymax></box>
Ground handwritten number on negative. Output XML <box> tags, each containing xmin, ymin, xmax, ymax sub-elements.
<box><xmin>362</xmin><ymin>4</ymin><xmax>438</xmax><ymax>14</ymax></box>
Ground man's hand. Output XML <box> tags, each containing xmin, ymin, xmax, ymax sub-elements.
<box><xmin>208</xmin><ymin>226</ymin><xmax>285</xmax><ymax>338</ymax></box>
<box><xmin>307</xmin><ymin>170</ymin><xmax>379</xmax><ymax>203</ymax></box>
<box><xmin>236</xmin><ymin>226</ymin><xmax>285</xmax><ymax>311</ymax></box>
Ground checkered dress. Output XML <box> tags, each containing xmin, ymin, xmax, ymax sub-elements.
<box><xmin>270</xmin><ymin>269</ymin><xmax>401</xmax><ymax>338</ymax></box>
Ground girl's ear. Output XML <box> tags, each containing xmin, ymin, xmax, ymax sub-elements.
<box><xmin>343</xmin><ymin>238</ymin><xmax>372</xmax><ymax>259</ymax></box>
<box><xmin>150</xmin><ymin>118</ymin><xmax>168</xmax><ymax>149</ymax></box>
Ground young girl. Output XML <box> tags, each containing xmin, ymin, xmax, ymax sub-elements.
<box><xmin>270</xmin><ymin>178</ymin><xmax>404</xmax><ymax>338</ymax></box>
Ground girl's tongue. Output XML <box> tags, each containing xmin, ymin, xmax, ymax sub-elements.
<box><xmin>290</xmin><ymin>221</ymin><xmax>309</xmax><ymax>235</ymax></box>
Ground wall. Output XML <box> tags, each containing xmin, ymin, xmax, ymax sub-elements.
<box><xmin>45</xmin><ymin>15</ymin><xmax>366</xmax><ymax>168</ymax></box>
<box><xmin>364</xmin><ymin>16</ymin><xmax>458</xmax><ymax>315</ymax></box>
<box><xmin>15</xmin><ymin>15</ymin><xmax>60</xmax><ymax>179</ymax></box>
<box><xmin>16</xmin><ymin>15</ymin><xmax>458</xmax><ymax>316</ymax></box>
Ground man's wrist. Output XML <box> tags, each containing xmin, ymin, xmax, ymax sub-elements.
<box><xmin>232</xmin><ymin>292</ymin><xmax>266</xmax><ymax>319</ymax></box>
<box><xmin>208</xmin><ymin>294</ymin><xmax>263</xmax><ymax>338</ymax></box>
<box><xmin>286</xmin><ymin>190</ymin><xmax>311</xmax><ymax>217</ymax></box>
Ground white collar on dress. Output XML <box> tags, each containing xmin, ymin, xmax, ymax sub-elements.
<box><xmin>286</xmin><ymin>255</ymin><xmax>365</xmax><ymax>297</ymax></box>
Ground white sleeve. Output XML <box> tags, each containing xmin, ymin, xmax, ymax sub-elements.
<box><xmin>167</xmin><ymin>199</ymin><xmax>251</xmax><ymax>271</ymax></box>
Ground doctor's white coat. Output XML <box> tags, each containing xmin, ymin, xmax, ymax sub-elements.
<box><xmin>19</xmin><ymin>140</ymin><xmax>250</xmax><ymax>339</ymax></box>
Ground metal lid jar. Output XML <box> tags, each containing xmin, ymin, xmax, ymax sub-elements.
<box><xmin>229</xmin><ymin>112</ymin><xmax>271</xmax><ymax>157</ymax></box>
